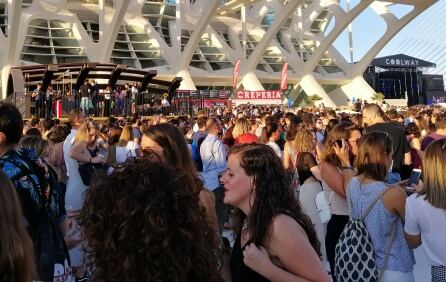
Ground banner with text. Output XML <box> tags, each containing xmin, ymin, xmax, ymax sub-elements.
<box><xmin>236</xmin><ymin>90</ymin><xmax>282</xmax><ymax>100</ymax></box>
<box><xmin>233</xmin><ymin>59</ymin><xmax>241</xmax><ymax>88</ymax></box>
<box><xmin>280</xmin><ymin>62</ymin><xmax>288</xmax><ymax>90</ymax></box>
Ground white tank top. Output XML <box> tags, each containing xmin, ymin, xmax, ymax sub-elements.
<box><xmin>321</xmin><ymin>176</ymin><xmax>349</xmax><ymax>216</ymax></box>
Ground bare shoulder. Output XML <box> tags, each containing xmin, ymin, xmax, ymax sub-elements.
<box><xmin>271</xmin><ymin>214</ymin><xmax>307</xmax><ymax>239</ymax></box>
<box><xmin>268</xmin><ymin>214</ymin><xmax>310</xmax><ymax>257</ymax></box>
<box><xmin>382</xmin><ymin>185</ymin><xmax>406</xmax><ymax>212</ymax></box>
<box><xmin>384</xmin><ymin>185</ymin><xmax>406</xmax><ymax>200</ymax></box>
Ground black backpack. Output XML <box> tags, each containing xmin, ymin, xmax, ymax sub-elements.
<box><xmin>5</xmin><ymin>153</ymin><xmax>71</xmax><ymax>281</ymax></box>
<box><xmin>334</xmin><ymin>186</ymin><xmax>398</xmax><ymax>282</ymax></box>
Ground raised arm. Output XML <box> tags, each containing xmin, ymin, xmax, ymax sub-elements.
<box><xmin>243</xmin><ymin>215</ymin><xmax>330</xmax><ymax>282</ymax></box>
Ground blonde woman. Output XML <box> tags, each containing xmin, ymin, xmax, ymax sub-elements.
<box><xmin>115</xmin><ymin>125</ymin><xmax>139</xmax><ymax>164</ymax></box>
<box><xmin>292</xmin><ymin>127</ymin><xmax>326</xmax><ymax>264</ymax></box>
<box><xmin>67</xmin><ymin>121</ymin><xmax>105</xmax><ymax>280</ymax></box>
<box><xmin>71</xmin><ymin>122</ymin><xmax>105</xmax><ymax>163</ymax></box>
<box><xmin>405</xmin><ymin>139</ymin><xmax>446</xmax><ymax>282</ymax></box>
<box><xmin>232</xmin><ymin>117</ymin><xmax>258</xmax><ymax>144</ymax></box>
<box><xmin>293</xmin><ymin>126</ymin><xmax>321</xmax><ymax>181</ymax></box>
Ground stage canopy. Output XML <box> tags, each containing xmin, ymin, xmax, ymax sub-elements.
<box><xmin>371</xmin><ymin>54</ymin><xmax>436</xmax><ymax>69</ymax></box>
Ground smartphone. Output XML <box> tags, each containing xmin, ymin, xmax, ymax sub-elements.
<box><xmin>408</xmin><ymin>169</ymin><xmax>422</xmax><ymax>186</ymax></box>
<box><xmin>332</xmin><ymin>139</ymin><xmax>343</xmax><ymax>147</ymax></box>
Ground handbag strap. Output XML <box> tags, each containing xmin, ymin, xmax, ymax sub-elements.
<box><xmin>355</xmin><ymin>181</ymin><xmax>398</xmax><ymax>281</ymax></box>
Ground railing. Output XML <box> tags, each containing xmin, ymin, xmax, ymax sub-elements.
<box><xmin>5</xmin><ymin>91</ymin><xmax>224</xmax><ymax>118</ymax></box>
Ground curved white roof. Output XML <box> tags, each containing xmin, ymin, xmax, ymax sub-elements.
<box><xmin>0</xmin><ymin>0</ymin><xmax>437</xmax><ymax>106</ymax></box>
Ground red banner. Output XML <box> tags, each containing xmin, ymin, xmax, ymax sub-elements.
<box><xmin>280</xmin><ymin>62</ymin><xmax>288</xmax><ymax>90</ymax></box>
<box><xmin>233</xmin><ymin>59</ymin><xmax>241</xmax><ymax>88</ymax></box>
<box><xmin>236</xmin><ymin>90</ymin><xmax>282</xmax><ymax>100</ymax></box>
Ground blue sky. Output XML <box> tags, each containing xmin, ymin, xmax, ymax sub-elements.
<box><xmin>331</xmin><ymin>1</ymin><xmax>444</xmax><ymax>64</ymax></box>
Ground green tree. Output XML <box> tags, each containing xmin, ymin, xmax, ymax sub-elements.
<box><xmin>371</xmin><ymin>92</ymin><xmax>385</xmax><ymax>103</ymax></box>
<box><xmin>304</xmin><ymin>94</ymin><xmax>322</xmax><ymax>106</ymax></box>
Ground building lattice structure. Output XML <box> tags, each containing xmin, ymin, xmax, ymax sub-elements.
<box><xmin>0</xmin><ymin>0</ymin><xmax>437</xmax><ymax>106</ymax></box>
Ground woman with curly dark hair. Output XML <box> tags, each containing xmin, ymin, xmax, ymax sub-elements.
<box><xmin>221</xmin><ymin>144</ymin><xmax>329</xmax><ymax>282</ymax></box>
<box><xmin>79</xmin><ymin>157</ymin><xmax>221</xmax><ymax>282</ymax></box>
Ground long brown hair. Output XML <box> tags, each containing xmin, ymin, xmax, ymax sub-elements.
<box><xmin>321</xmin><ymin>122</ymin><xmax>358</xmax><ymax>168</ymax></box>
<box><xmin>230</xmin><ymin>144</ymin><xmax>321</xmax><ymax>256</ymax></box>
<box><xmin>420</xmin><ymin>139</ymin><xmax>446</xmax><ymax>209</ymax></box>
<box><xmin>117</xmin><ymin>125</ymin><xmax>134</xmax><ymax>147</ymax></box>
<box><xmin>142</xmin><ymin>123</ymin><xmax>202</xmax><ymax>194</ymax></box>
<box><xmin>355</xmin><ymin>132</ymin><xmax>393</xmax><ymax>181</ymax></box>
<box><xmin>293</xmin><ymin>126</ymin><xmax>315</xmax><ymax>154</ymax></box>
<box><xmin>0</xmin><ymin>171</ymin><xmax>37</xmax><ymax>282</ymax></box>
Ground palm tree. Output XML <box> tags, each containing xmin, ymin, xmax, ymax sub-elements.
<box><xmin>304</xmin><ymin>94</ymin><xmax>322</xmax><ymax>106</ymax></box>
<box><xmin>371</xmin><ymin>92</ymin><xmax>385</xmax><ymax>103</ymax></box>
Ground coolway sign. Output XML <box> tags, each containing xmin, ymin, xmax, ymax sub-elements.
<box><xmin>371</xmin><ymin>54</ymin><xmax>436</xmax><ymax>68</ymax></box>
<box><xmin>237</xmin><ymin>90</ymin><xmax>282</xmax><ymax>99</ymax></box>
<box><xmin>385</xmin><ymin>58</ymin><xmax>419</xmax><ymax>67</ymax></box>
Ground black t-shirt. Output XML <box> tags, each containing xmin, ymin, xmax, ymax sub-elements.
<box><xmin>365</xmin><ymin>122</ymin><xmax>410</xmax><ymax>172</ymax></box>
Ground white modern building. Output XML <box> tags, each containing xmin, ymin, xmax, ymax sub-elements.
<box><xmin>0</xmin><ymin>0</ymin><xmax>437</xmax><ymax>106</ymax></box>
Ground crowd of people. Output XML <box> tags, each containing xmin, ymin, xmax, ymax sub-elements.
<box><xmin>1</xmin><ymin>101</ymin><xmax>446</xmax><ymax>282</ymax></box>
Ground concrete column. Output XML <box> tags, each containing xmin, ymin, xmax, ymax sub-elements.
<box><xmin>241</xmin><ymin>72</ymin><xmax>264</xmax><ymax>90</ymax></box>
<box><xmin>328</xmin><ymin>76</ymin><xmax>375</xmax><ymax>106</ymax></box>
<box><xmin>299</xmin><ymin>74</ymin><xmax>336</xmax><ymax>108</ymax></box>
<box><xmin>175</xmin><ymin>0</ymin><xmax>220</xmax><ymax>71</ymax></box>
<box><xmin>92</xmin><ymin>0</ymin><xmax>131</xmax><ymax>62</ymax></box>
<box><xmin>176</xmin><ymin>70</ymin><xmax>197</xmax><ymax>90</ymax></box>
<box><xmin>352</xmin><ymin>1</ymin><xmax>435</xmax><ymax>76</ymax></box>
<box><xmin>2</xmin><ymin>0</ymin><xmax>23</xmax><ymax>99</ymax></box>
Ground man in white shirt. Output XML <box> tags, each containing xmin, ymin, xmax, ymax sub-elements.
<box><xmin>161</xmin><ymin>97</ymin><xmax>170</xmax><ymax>107</ymax></box>
<box><xmin>265</xmin><ymin>121</ymin><xmax>283</xmax><ymax>159</ymax></box>
<box><xmin>200</xmin><ymin>118</ymin><xmax>227</xmax><ymax>234</ymax></box>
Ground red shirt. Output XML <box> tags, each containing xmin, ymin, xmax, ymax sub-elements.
<box><xmin>235</xmin><ymin>133</ymin><xmax>258</xmax><ymax>145</ymax></box>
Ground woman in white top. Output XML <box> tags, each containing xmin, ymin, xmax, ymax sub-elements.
<box><xmin>69</xmin><ymin>122</ymin><xmax>105</xmax><ymax>208</ymax></box>
<box><xmin>265</xmin><ymin>121</ymin><xmax>282</xmax><ymax>159</ymax></box>
<box><xmin>67</xmin><ymin>121</ymin><xmax>105</xmax><ymax>279</ymax></box>
<box><xmin>95</xmin><ymin>124</ymin><xmax>109</xmax><ymax>158</ymax></box>
<box><xmin>405</xmin><ymin>139</ymin><xmax>446</xmax><ymax>282</ymax></box>
<box><xmin>115</xmin><ymin>125</ymin><xmax>139</xmax><ymax>164</ymax></box>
